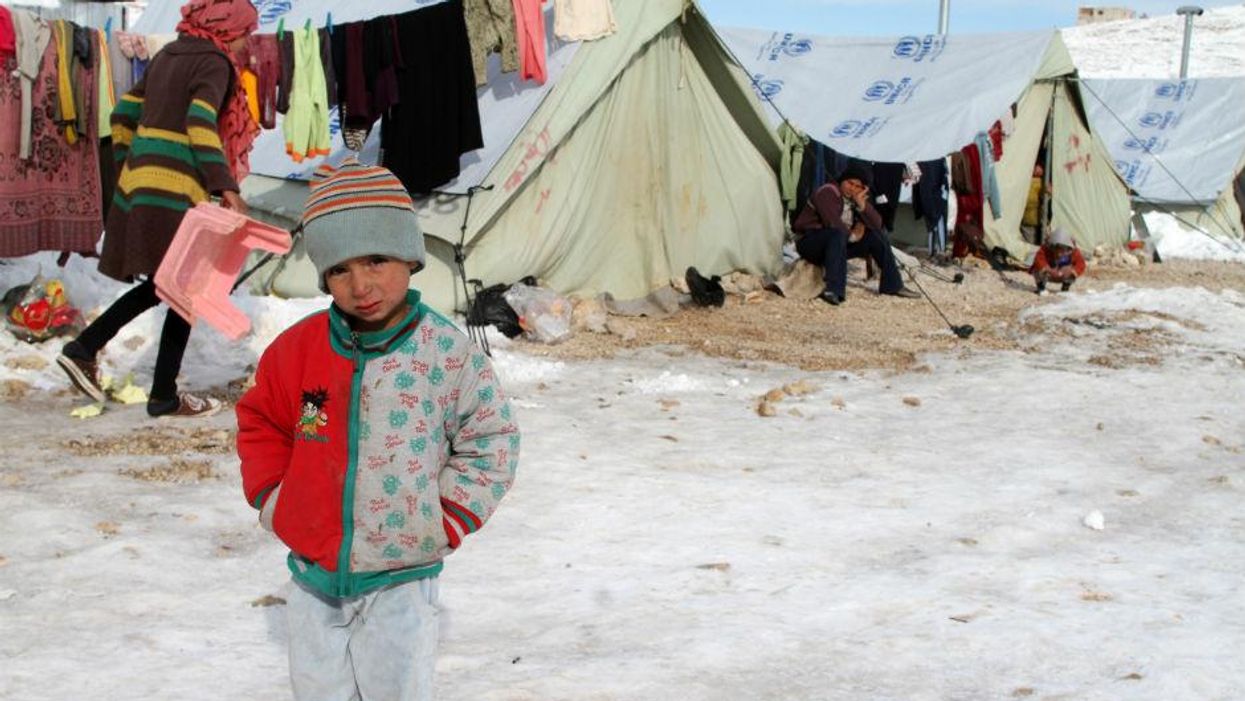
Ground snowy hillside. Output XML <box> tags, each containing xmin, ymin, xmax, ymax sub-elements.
<box><xmin>1063</xmin><ymin>5</ymin><xmax>1245</xmax><ymax>77</ymax></box>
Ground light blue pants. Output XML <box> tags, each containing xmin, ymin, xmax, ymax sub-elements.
<box><xmin>286</xmin><ymin>577</ymin><xmax>440</xmax><ymax>701</ymax></box>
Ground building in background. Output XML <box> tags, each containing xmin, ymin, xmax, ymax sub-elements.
<box><xmin>1077</xmin><ymin>6</ymin><xmax>1138</xmax><ymax>24</ymax></box>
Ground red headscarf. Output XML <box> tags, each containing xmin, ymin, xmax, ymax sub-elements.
<box><xmin>176</xmin><ymin>0</ymin><xmax>260</xmax><ymax>182</ymax></box>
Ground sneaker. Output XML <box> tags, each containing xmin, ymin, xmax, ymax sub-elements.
<box><xmin>1060</xmin><ymin>281</ymin><xmax>1073</xmax><ymax>292</ymax></box>
<box><xmin>57</xmin><ymin>348</ymin><xmax>107</xmax><ymax>403</ymax></box>
<box><xmin>1035</xmin><ymin>280</ymin><xmax>1047</xmax><ymax>295</ymax></box>
<box><xmin>148</xmin><ymin>392</ymin><xmax>223</xmax><ymax>418</ymax></box>
<box><xmin>885</xmin><ymin>287</ymin><xmax>921</xmax><ymax>299</ymax></box>
<box><xmin>818</xmin><ymin>289</ymin><xmax>843</xmax><ymax>306</ymax></box>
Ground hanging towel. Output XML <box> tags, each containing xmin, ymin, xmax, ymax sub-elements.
<box><xmin>553</xmin><ymin>0</ymin><xmax>615</xmax><ymax>42</ymax></box>
<box><xmin>512</xmin><ymin>0</ymin><xmax>547</xmax><ymax>84</ymax></box>
<box><xmin>284</xmin><ymin>25</ymin><xmax>330</xmax><ymax>163</ymax></box>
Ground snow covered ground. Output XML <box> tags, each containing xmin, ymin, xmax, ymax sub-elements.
<box><xmin>2</xmin><ymin>4</ymin><xmax>1244</xmax><ymax>698</ymax></box>
<box><xmin>1063</xmin><ymin>5</ymin><xmax>1245</xmax><ymax>78</ymax></box>
<box><xmin>2</xmin><ymin>253</ymin><xmax>1244</xmax><ymax>700</ymax></box>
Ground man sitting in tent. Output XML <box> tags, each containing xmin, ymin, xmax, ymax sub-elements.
<box><xmin>792</xmin><ymin>166</ymin><xmax>919</xmax><ymax>305</ymax></box>
<box><xmin>1030</xmin><ymin>227</ymin><xmax>1086</xmax><ymax>293</ymax></box>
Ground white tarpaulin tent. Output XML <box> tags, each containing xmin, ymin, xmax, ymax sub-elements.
<box><xmin>1078</xmin><ymin>77</ymin><xmax>1245</xmax><ymax>240</ymax></box>
<box><xmin>721</xmin><ymin>28</ymin><xmax>1131</xmax><ymax>262</ymax></box>
<box><xmin>1079</xmin><ymin>78</ymin><xmax>1245</xmax><ymax>204</ymax></box>
<box><xmin>716</xmin><ymin>28</ymin><xmax>1053</xmax><ymax>163</ymax></box>
<box><xmin>132</xmin><ymin>0</ymin><xmax>784</xmax><ymax>314</ymax></box>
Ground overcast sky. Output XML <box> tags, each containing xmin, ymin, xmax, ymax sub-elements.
<box><xmin>696</xmin><ymin>0</ymin><xmax>1244</xmax><ymax>36</ymax></box>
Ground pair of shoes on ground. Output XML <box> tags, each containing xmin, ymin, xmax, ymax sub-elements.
<box><xmin>820</xmin><ymin>287</ymin><xmax>919</xmax><ymax>304</ymax></box>
<box><xmin>57</xmin><ymin>342</ymin><xmax>221</xmax><ymax>418</ymax></box>
<box><xmin>1035</xmin><ymin>281</ymin><xmax>1073</xmax><ymax>294</ymax></box>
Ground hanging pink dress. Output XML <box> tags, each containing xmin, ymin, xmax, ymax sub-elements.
<box><xmin>511</xmin><ymin>0</ymin><xmax>547</xmax><ymax>84</ymax></box>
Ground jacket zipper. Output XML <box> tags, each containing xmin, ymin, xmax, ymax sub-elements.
<box><xmin>337</xmin><ymin>332</ymin><xmax>364</xmax><ymax>596</ymax></box>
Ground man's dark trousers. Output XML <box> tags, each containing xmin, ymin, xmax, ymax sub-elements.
<box><xmin>796</xmin><ymin>227</ymin><xmax>904</xmax><ymax>299</ymax></box>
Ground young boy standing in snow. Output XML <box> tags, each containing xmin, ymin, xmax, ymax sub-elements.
<box><xmin>236</xmin><ymin>158</ymin><xmax>520</xmax><ymax>701</ymax></box>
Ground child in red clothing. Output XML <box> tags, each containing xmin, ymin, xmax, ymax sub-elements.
<box><xmin>1031</xmin><ymin>227</ymin><xmax>1086</xmax><ymax>293</ymax></box>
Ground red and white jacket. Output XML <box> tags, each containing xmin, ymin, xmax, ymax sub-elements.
<box><xmin>236</xmin><ymin>292</ymin><xmax>519</xmax><ymax>598</ymax></box>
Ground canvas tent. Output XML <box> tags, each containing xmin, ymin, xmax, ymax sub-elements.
<box><xmin>134</xmin><ymin>0</ymin><xmax>785</xmax><ymax>314</ymax></box>
<box><xmin>717</xmin><ymin>28</ymin><xmax>1132</xmax><ymax>263</ymax></box>
<box><xmin>1078</xmin><ymin>77</ymin><xmax>1245</xmax><ymax>240</ymax></box>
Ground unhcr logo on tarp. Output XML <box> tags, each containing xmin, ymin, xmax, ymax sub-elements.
<box><xmin>892</xmin><ymin>35</ymin><xmax>946</xmax><ymax>63</ymax></box>
<box><xmin>255</xmin><ymin>0</ymin><xmax>293</xmax><ymax>25</ymax></box>
<box><xmin>862</xmin><ymin>77</ymin><xmax>921</xmax><ymax>105</ymax></box>
<box><xmin>751</xmin><ymin>75</ymin><xmax>785</xmax><ymax>99</ymax></box>
<box><xmin>760</xmin><ymin>33</ymin><xmax>814</xmax><ymax>62</ymax></box>
<box><xmin>1115</xmin><ymin>159</ymin><xmax>1153</xmax><ymax>187</ymax></box>
<box><xmin>1123</xmin><ymin>136</ymin><xmax>1168</xmax><ymax>154</ymax></box>
<box><xmin>1154</xmin><ymin>80</ymin><xmax>1198</xmax><ymax>102</ymax></box>
<box><xmin>1138</xmin><ymin>111</ymin><xmax>1183</xmax><ymax>130</ymax></box>
<box><xmin>829</xmin><ymin>117</ymin><xmax>889</xmax><ymax>140</ymax></box>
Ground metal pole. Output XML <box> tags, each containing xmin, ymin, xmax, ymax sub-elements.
<box><xmin>1176</xmin><ymin>6</ymin><xmax>1204</xmax><ymax>79</ymax></box>
<box><xmin>938</xmin><ymin>0</ymin><xmax>950</xmax><ymax>34</ymax></box>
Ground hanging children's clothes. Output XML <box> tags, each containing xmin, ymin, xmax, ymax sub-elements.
<box><xmin>52</xmin><ymin>21</ymin><xmax>81</xmax><ymax>145</ymax></box>
<box><xmin>912</xmin><ymin>159</ymin><xmax>949</xmax><ymax>254</ymax></box>
<box><xmin>283</xmin><ymin>25</ymin><xmax>330</xmax><ymax>163</ymax></box>
<box><xmin>107</xmin><ymin>29</ymin><xmax>133</xmax><ymax>98</ymax></box>
<box><xmin>553</xmin><ymin>0</ymin><xmax>616</xmax><ymax>42</ymax></box>
<box><xmin>464</xmin><ymin>0</ymin><xmax>520</xmax><ymax>86</ymax></box>
<box><xmin>381</xmin><ymin>0</ymin><xmax>482</xmax><ymax>193</ymax></box>
<box><xmin>364</xmin><ymin>16</ymin><xmax>401</xmax><ymax>121</ymax></box>
<box><xmin>0</xmin><ymin>38</ymin><xmax>103</xmax><ymax>257</ymax></box>
<box><xmin>512</xmin><ymin>0</ymin><xmax>548</xmax><ymax>84</ymax></box>
<box><xmin>11</xmin><ymin>8</ymin><xmax>52</xmax><ymax>160</ymax></box>
<box><xmin>318</xmin><ymin>28</ymin><xmax>336</xmax><ymax>108</ymax></box>
<box><xmin>96</xmin><ymin>29</ymin><xmax>115</xmax><ymax>135</ymax></box>
<box><xmin>276</xmin><ymin>29</ymin><xmax>294</xmax><ymax>114</ymax></box>
<box><xmin>973</xmin><ymin>131</ymin><xmax>1001</xmax><ymax>218</ymax></box>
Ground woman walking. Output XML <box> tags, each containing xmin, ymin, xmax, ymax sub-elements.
<box><xmin>58</xmin><ymin>0</ymin><xmax>260</xmax><ymax>417</ymax></box>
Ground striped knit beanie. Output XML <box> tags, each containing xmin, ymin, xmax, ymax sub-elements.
<box><xmin>301</xmin><ymin>157</ymin><xmax>425</xmax><ymax>292</ymax></box>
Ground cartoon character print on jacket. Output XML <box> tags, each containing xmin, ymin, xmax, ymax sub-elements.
<box><xmin>297</xmin><ymin>387</ymin><xmax>329</xmax><ymax>442</ymax></box>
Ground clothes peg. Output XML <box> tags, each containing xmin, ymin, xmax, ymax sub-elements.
<box><xmin>276</xmin><ymin>17</ymin><xmax>284</xmax><ymax>41</ymax></box>
<box><xmin>326</xmin><ymin>12</ymin><xmax>333</xmax><ymax>35</ymax></box>
<box><xmin>104</xmin><ymin>16</ymin><xmax>113</xmax><ymax>41</ymax></box>
<box><xmin>304</xmin><ymin>18</ymin><xmax>312</xmax><ymax>32</ymax></box>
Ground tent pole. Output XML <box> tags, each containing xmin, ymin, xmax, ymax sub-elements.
<box><xmin>1176</xmin><ymin>6</ymin><xmax>1203</xmax><ymax>79</ymax></box>
<box><xmin>938</xmin><ymin>0</ymin><xmax>950</xmax><ymax>34</ymax></box>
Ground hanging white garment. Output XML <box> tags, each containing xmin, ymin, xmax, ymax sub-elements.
<box><xmin>553</xmin><ymin>0</ymin><xmax>616</xmax><ymax>42</ymax></box>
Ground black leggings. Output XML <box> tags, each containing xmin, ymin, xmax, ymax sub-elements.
<box><xmin>72</xmin><ymin>279</ymin><xmax>191</xmax><ymax>402</ymax></box>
